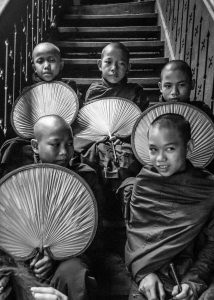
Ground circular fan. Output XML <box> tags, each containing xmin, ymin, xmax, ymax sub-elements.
<box><xmin>11</xmin><ymin>81</ymin><xmax>79</xmax><ymax>138</ymax></box>
<box><xmin>132</xmin><ymin>102</ymin><xmax>214</xmax><ymax>168</ymax></box>
<box><xmin>0</xmin><ymin>164</ymin><xmax>97</xmax><ymax>261</ymax></box>
<box><xmin>74</xmin><ymin>97</ymin><xmax>141</xmax><ymax>141</ymax></box>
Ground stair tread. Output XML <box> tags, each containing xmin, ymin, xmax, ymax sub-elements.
<box><xmin>57</xmin><ymin>40</ymin><xmax>164</xmax><ymax>48</ymax></box>
<box><xmin>64</xmin><ymin>13</ymin><xmax>157</xmax><ymax>20</ymax></box>
<box><xmin>62</xmin><ymin>77</ymin><xmax>160</xmax><ymax>85</ymax></box>
<box><xmin>58</xmin><ymin>26</ymin><xmax>160</xmax><ymax>33</ymax></box>
<box><xmin>68</xmin><ymin>1</ymin><xmax>155</xmax><ymax>14</ymax></box>
<box><xmin>63</xmin><ymin>57</ymin><xmax>168</xmax><ymax>64</ymax></box>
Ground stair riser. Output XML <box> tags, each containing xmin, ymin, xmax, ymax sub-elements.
<box><xmin>62</xmin><ymin>51</ymin><xmax>164</xmax><ymax>59</ymax></box>
<box><xmin>68</xmin><ymin>1</ymin><xmax>155</xmax><ymax>15</ymax></box>
<box><xmin>62</xmin><ymin>16</ymin><xmax>157</xmax><ymax>27</ymax></box>
<box><xmin>62</xmin><ymin>68</ymin><xmax>164</xmax><ymax>78</ymax></box>
<box><xmin>59</xmin><ymin>31</ymin><xmax>160</xmax><ymax>40</ymax></box>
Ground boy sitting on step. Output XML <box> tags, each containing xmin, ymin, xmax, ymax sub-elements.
<box><xmin>31</xmin><ymin>42</ymin><xmax>80</xmax><ymax>97</ymax></box>
<box><xmin>1</xmin><ymin>115</ymin><xmax>104</xmax><ymax>300</ymax></box>
<box><xmin>85</xmin><ymin>41</ymin><xmax>149</xmax><ymax>111</ymax></box>
<box><xmin>158</xmin><ymin>59</ymin><xmax>214</xmax><ymax>120</ymax></box>
<box><xmin>122</xmin><ymin>106</ymin><xmax>214</xmax><ymax>300</ymax></box>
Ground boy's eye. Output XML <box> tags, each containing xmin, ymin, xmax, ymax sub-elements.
<box><xmin>164</xmin><ymin>84</ymin><xmax>171</xmax><ymax>88</ymax></box>
<box><xmin>36</xmin><ymin>58</ymin><xmax>44</xmax><ymax>64</ymax></box>
<box><xmin>166</xmin><ymin>147</ymin><xmax>175</xmax><ymax>152</ymax></box>
<box><xmin>49</xmin><ymin>57</ymin><xmax>56</xmax><ymax>63</ymax></box>
<box><xmin>149</xmin><ymin>147</ymin><xmax>157</xmax><ymax>154</ymax></box>
<box><xmin>50</xmin><ymin>143</ymin><xmax>59</xmax><ymax>147</ymax></box>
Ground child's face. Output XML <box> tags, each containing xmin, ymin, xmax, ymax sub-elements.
<box><xmin>159</xmin><ymin>69</ymin><xmax>193</xmax><ymax>102</ymax></box>
<box><xmin>98</xmin><ymin>45</ymin><xmax>130</xmax><ymax>84</ymax></box>
<box><xmin>33</xmin><ymin>46</ymin><xmax>62</xmax><ymax>81</ymax></box>
<box><xmin>148</xmin><ymin>125</ymin><xmax>187</xmax><ymax>177</ymax></box>
<box><xmin>37</xmin><ymin>126</ymin><xmax>74</xmax><ymax>167</ymax></box>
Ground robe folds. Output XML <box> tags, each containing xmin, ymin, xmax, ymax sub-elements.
<box><xmin>125</xmin><ymin>162</ymin><xmax>214</xmax><ymax>284</ymax></box>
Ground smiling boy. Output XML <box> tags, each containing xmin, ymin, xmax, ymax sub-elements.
<box><xmin>123</xmin><ymin>104</ymin><xmax>214</xmax><ymax>300</ymax></box>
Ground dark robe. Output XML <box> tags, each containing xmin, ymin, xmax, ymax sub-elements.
<box><xmin>85</xmin><ymin>77</ymin><xmax>149</xmax><ymax>111</ymax></box>
<box><xmin>126</xmin><ymin>163</ymin><xmax>214</xmax><ymax>297</ymax></box>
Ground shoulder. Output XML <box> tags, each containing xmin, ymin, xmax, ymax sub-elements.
<box><xmin>85</xmin><ymin>81</ymin><xmax>105</xmax><ymax>101</ymax></box>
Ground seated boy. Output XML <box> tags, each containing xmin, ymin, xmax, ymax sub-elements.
<box><xmin>158</xmin><ymin>59</ymin><xmax>214</xmax><ymax>120</ymax></box>
<box><xmin>85</xmin><ymin>42</ymin><xmax>149</xmax><ymax>111</ymax></box>
<box><xmin>124</xmin><ymin>110</ymin><xmax>214</xmax><ymax>300</ymax></box>
<box><xmin>31</xmin><ymin>42</ymin><xmax>80</xmax><ymax>97</ymax></box>
<box><xmin>1</xmin><ymin>115</ymin><xmax>104</xmax><ymax>300</ymax></box>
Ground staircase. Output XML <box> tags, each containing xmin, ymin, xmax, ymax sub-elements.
<box><xmin>55</xmin><ymin>0</ymin><xmax>169</xmax><ymax>105</ymax></box>
<box><xmin>54</xmin><ymin>1</ymin><xmax>169</xmax><ymax>298</ymax></box>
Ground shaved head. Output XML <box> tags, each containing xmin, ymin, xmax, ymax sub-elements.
<box><xmin>101</xmin><ymin>42</ymin><xmax>129</xmax><ymax>62</ymax></box>
<box><xmin>34</xmin><ymin>115</ymin><xmax>72</xmax><ymax>141</ymax></box>
<box><xmin>32</xmin><ymin>42</ymin><xmax>61</xmax><ymax>61</ymax></box>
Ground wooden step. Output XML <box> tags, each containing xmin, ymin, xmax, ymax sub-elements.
<box><xmin>62</xmin><ymin>77</ymin><xmax>160</xmax><ymax>87</ymax></box>
<box><xmin>57</xmin><ymin>40</ymin><xmax>164</xmax><ymax>58</ymax></box>
<box><xmin>62</xmin><ymin>57</ymin><xmax>168</xmax><ymax>65</ymax></box>
<box><xmin>67</xmin><ymin>1</ymin><xmax>155</xmax><ymax>15</ymax></box>
<box><xmin>62</xmin><ymin>13</ymin><xmax>158</xmax><ymax>26</ymax></box>
<box><xmin>57</xmin><ymin>40</ymin><xmax>164</xmax><ymax>50</ymax></box>
<box><xmin>58</xmin><ymin>26</ymin><xmax>160</xmax><ymax>33</ymax></box>
<box><xmin>58</xmin><ymin>26</ymin><xmax>161</xmax><ymax>40</ymax></box>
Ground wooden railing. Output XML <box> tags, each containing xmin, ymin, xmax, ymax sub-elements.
<box><xmin>156</xmin><ymin>0</ymin><xmax>214</xmax><ymax>113</ymax></box>
<box><xmin>0</xmin><ymin>0</ymin><xmax>69</xmax><ymax>139</ymax></box>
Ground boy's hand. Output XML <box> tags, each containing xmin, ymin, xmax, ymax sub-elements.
<box><xmin>30</xmin><ymin>252</ymin><xmax>54</xmax><ymax>280</ymax></box>
<box><xmin>31</xmin><ymin>287</ymin><xmax>67</xmax><ymax>300</ymax></box>
<box><xmin>171</xmin><ymin>284</ymin><xmax>194</xmax><ymax>300</ymax></box>
<box><xmin>139</xmin><ymin>273</ymin><xmax>165</xmax><ymax>300</ymax></box>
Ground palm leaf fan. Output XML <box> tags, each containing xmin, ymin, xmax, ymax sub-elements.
<box><xmin>74</xmin><ymin>97</ymin><xmax>141</xmax><ymax>141</ymax></box>
<box><xmin>132</xmin><ymin>102</ymin><xmax>214</xmax><ymax>168</ymax></box>
<box><xmin>11</xmin><ymin>81</ymin><xmax>79</xmax><ymax>139</ymax></box>
<box><xmin>0</xmin><ymin>164</ymin><xmax>97</xmax><ymax>261</ymax></box>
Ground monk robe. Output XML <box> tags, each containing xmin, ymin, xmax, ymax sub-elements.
<box><xmin>126</xmin><ymin>162</ymin><xmax>214</xmax><ymax>296</ymax></box>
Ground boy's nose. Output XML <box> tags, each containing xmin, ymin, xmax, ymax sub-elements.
<box><xmin>111</xmin><ymin>63</ymin><xmax>118</xmax><ymax>71</ymax></box>
<box><xmin>171</xmin><ymin>85</ymin><xmax>179</xmax><ymax>95</ymax></box>
<box><xmin>157</xmin><ymin>151</ymin><xmax>166</xmax><ymax>162</ymax></box>
<box><xmin>44</xmin><ymin>61</ymin><xmax>50</xmax><ymax>69</ymax></box>
<box><xmin>59</xmin><ymin>145</ymin><xmax>67</xmax><ymax>156</ymax></box>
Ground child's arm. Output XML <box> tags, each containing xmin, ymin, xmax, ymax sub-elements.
<box><xmin>31</xmin><ymin>287</ymin><xmax>68</xmax><ymax>300</ymax></box>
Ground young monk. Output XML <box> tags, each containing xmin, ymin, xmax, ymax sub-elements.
<box><xmin>0</xmin><ymin>115</ymin><xmax>104</xmax><ymax>300</ymax></box>
<box><xmin>85</xmin><ymin>42</ymin><xmax>149</xmax><ymax>111</ymax></box>
<box><xmin>158</xmin><ymin>60</ymin><xmax>213</xmax><ymax>120</ymax></box>
<box><xmin>31</xmin><ymin>42</ymin><xmax>79</xmax><ymax>94</ymax></box>
<box><xmin>124</xmin><ymin>111</ymin><xmax>214</xmax><ymax>300</ymax></box>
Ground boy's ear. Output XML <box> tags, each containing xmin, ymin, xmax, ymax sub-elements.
<box><xmin>126</xmin><ymin>63</ymin><xmax>131</xmax><ymax>73</ymax></box>
<box><xmin>32</xmin><ymin>63</ymin><xmax>37</xmax><ymax>73</ymax></box>
<box><xmin>97</xmin><ymin>59</ymin><xmax>102</xmax><ymax>71</ymax></box>
<box><xmin>60</xmin><ymin>60</ymin><xmax>64</xmax><ymax>71</ymax></box>
<box><xmin>31</xmin><ymin>139</ymin><xmax>39</xmax><ymax>154</ymax></box>
<box><xmin>191</xmin><ymin>79</ymin><xmax>195</xmax><ymax>90</ymax></box>
<box><xmin>187</xmin><ymin>139</ymin><xmax>194</xmax><ymax>155</ymax></box>
<box><xmin>158</xmin><ymin>81</ymin><xmax>162</xmax><ymax>92</ymax></box>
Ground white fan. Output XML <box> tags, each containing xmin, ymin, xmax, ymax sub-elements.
<box><xmin>11</xmin><ymin>81</ymin><xmax>79</xmax><ymax>138</ymax></box>
<box><xmin>0</xmin><ymin>164</ymin><xmax>97</xmax><ymax>261</ymax></box>
<box><xmin>132</xmin><ymin>102</ymin><xmax>214</xmax><ymax>167</ymax></box>
<box><xmin>74</xmin><ymin>97</ymin><xmax>141</xmax><ymax>141</ymax></box>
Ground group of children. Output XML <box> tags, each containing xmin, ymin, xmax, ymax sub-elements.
<box><xmin>0</xmin><ymin>40</ymin><xmax>214</xmax><ymax>300</ymax></box>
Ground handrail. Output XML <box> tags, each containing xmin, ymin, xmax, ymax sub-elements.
<box><xmin>0</xmin><ymin>0</ymin><xmax>69</xmax><ymax>139</ymax></box>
